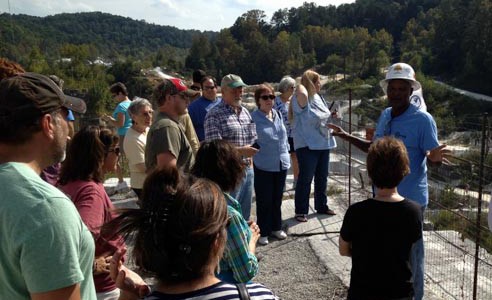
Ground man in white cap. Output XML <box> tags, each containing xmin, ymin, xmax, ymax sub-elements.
<box><xmin>145</xmin><ymin>78</ymin><xmax>200</xmax><ymax>173</ymax></box>
<box><xmin>0</xmin><ymin>73</ymin><xmax>95</xmax><ymax>300</ymax></box>
<box><xmin>329</xmin><ymin>62</ymin><xmax>450</xmax><ymax>300</ymax></box>
<box><xmin>204</xmin><ymin>74</ymin><xmax>258</xmax><ymax>220</ymax></box>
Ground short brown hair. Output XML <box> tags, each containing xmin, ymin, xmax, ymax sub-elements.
<box><xmin>191</xmin><ymin>140</ymin><xmax>245</xmax><ymax>192</ymax></box>
<box><xmin>254</xmin><ymin>83</ymin><xmax>275</xmax><ymax>107</ymax></box>
<box><xmin>153</xmin><ymin>79</ymin><xmax>177</xmax><ymax>107</ymax></box>
<box><xmin>367</xmin><ymin>136</ymin><xmax>410</xmax><ymax>189</ymax></box>
<box><xmin>109</xmin><ymin>82</ymin><xmax>128</xmax><ymax>96</ymax></box>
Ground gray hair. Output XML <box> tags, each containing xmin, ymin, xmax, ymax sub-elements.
<box><xmin>128</xmin><ymin>97</ymin><xmax>152</xmax><ymax>116</ymax></box>
<box><xmin>278</xmin><ymin>76</ymin><xmax>296</xmax><ymax>93</ymax></box>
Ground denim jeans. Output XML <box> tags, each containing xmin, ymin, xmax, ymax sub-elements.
<box><xmin>253</xmin><ymin>166</ymin><xmax>287</xmax><ymax>236</ymax></box>
<box><xmin>230</xmin><ymin>166</ymin><xmax>254</xmax><ymax>220</ymax></box>
<box><xmin>411</xmin><ymin>205</ymin><xmax>426</xmax><ymax>300</ymax></box>
<box><xmin>294</xmin><ymin>147</ymin><xmax>330</xmax><ymax>214</ymax></box>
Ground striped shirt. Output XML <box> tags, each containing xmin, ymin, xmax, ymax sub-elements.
<box><xmin>273</xmin><ymin>96</ymin><xmax>292</xmax><ymax>137</ymax></box>
<box><xmin>144</xmin><ymin>282</ymin><xmax>278</xmax><ymax>300</ymax></box>
<box><xmin>204</xmin><ymin>101</ymin><xmax>257</xmax><ymax>165</ymax></box>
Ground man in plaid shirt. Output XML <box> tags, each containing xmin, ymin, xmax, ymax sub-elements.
<box><xmin>204</xmin><ymin>74</ymin><xmax>258</xmax><ymax>220</ymax></box>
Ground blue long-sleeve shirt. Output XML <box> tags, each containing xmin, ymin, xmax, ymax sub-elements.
<box><xmin>251</xmin><ymin>109</ymin><xmax>290</xmax><ymax>172</ymax></box>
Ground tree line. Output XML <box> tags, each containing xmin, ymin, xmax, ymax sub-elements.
<box><xmin>0</xmin><ymin>0</ymin><xmax>491</xmax><ymax>118</ymax></box>
<box><xmin>186</xmin><ymin>0</ymin><xmax>492</xmax><ymax>94</ymax></box>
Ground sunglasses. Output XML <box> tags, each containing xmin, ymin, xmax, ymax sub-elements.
<box><xmin>190</xmin><ymin>86</ymin><xmax>201</xmax><ymax>91</ymax></box>
<box><xmin>260</xmin><ymin>95</ymin><xmax>276</xmax><ymax>100</ymax></box>
<box><xmin>108</xmin><ymin>147</ymin><xmax>120</xmax><ymax>155</ymax></box>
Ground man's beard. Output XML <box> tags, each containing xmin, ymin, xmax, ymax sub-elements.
<box><xmin>51</xmin><ymin>123</ymin><xmax>67</xmax><ymax>164</ymax></box>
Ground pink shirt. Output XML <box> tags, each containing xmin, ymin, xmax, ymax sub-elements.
<box><xmin>60</xmin><ymin>180</ymin><xmax>125</xmax><ymax>293</ymax></box>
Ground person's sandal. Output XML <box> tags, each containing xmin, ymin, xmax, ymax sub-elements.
<box><xmin>295</xmin><ymin>214</ymin><xmax>308</xmax><ymax>222</ymax></box>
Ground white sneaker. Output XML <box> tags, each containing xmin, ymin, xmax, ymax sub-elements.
<box><xmin>258</xmin><ymin>236</ymin><xmax>269</xmax><ymax>245</ymax></box>
<box><xmin>115</xmin><ymin>181</ymin><xmax>130</xmax><ymax>193</ymax></box>
<box><xmin>271</xmin><ymin>230</ymin><xmax>287</xmax><ymax>240</ymax></box>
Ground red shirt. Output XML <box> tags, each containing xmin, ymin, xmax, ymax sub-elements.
<box><xmin>60</xmin><ymin>180</ymin><xmax>125</xmax><ymax>293</ymax></box>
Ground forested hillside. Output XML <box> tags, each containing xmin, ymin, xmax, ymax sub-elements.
<box><xmin>186</xmin><ymin>0</ymin><xmax>492</xmax><ymax>94</ymax></box>
<box><xmin>1</xmin><ymin>0</ymin><xmax>491</xmax><ymax>121</ymax></box>
<box><xmin>0</xmin><ymin>12</ymin><xmax>215</xmax><ymax>67</ymax></box>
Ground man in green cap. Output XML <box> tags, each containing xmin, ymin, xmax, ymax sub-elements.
<box><xmin>204</xmin><ymin>74</ymin><xmax>258</xmax><ymax>220</ymax></box>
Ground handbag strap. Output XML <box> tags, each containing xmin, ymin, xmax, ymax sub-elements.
<box><xmin>235</xmin><ymin>283</ymin><xmax>251</xmax><ymax>300</ymax></box>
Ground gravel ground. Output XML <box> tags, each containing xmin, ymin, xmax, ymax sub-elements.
<box><xmin>255</xmin><ymin>236</ymin><xmax>347</xmax><ymax>300</ymax></box>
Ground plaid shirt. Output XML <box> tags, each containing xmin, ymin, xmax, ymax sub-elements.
<box><xmin>204</xmin><ymin>101</ymin><xmax>257</xmax><ymax>165</ymax></box>
<box><xmin>219</xmin><ymin>193</ymin><xmax>259</xmax><ymax>283</ymax></box>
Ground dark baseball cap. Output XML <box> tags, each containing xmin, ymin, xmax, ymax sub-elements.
<box><xmin>0</xmin><ymin>73</ymin><xmax>87</xmax><ymax>123</ymax></box>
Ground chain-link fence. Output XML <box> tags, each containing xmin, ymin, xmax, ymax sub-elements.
<box><xmin>328</xmin><ymin>96</ymin><xmax>492</xmax><ymax>299</ymax></box>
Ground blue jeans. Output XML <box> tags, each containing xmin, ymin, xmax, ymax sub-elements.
<box><xmin>254</xmin><ymin>166</ymin><xmax>287</xmax><ymax>236</ymax></box>
<box><xmin>230</xmin><ymin>166</ymin><xmax>254</xmax><ymax>220</ymax></box>
<box><xmin>294</xmin><ymin>147</ymin><xmax>330</xmax><ymax>215</ymax></box>
<box><xmin>411</xmin><ymin>206</ymin><xmax>426</xmax><ymax>300</ymax></box>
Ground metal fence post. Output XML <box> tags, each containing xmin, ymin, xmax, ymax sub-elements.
<box><xmin>348</xmin><ymin>88</ymin><xmax>352</xmax><ymax>206</ymax></box>
<box><xmin>473</xmin><ymin>113</ymin><xmax>488</xmax><ymax>300</ymax></box>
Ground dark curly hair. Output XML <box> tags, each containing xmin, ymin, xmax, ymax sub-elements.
<box><xmin>191</xmin><ymin>140</ymin><xmax>245</xmax><ymax>192</ymax></box>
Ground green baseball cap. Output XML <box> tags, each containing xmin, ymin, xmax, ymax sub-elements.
<box><xmin>221</xmin><ymin>74</ymin><xmax>247</xmax><ymax>88</ymax></box>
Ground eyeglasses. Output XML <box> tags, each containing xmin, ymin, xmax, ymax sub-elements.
<box><xmin>108</xmin><ymin>147</ymin><xmax>120</xmax><ymax>155</ymax></box>
<box><xmin>203</xmin><ymin>86</ymin><xmax>216</xmax><ymax>90</ymax></box>
<box><xmin>176</xmin><ymin>93</ymin><xmax>190</xmax><ymax>101</ymax></box>
<box><xmin>190</xmin><ymin>86</ymin><xmax>201</xmax><ymax>91</ymax></box>
<box><xmin>260</xmin><ymin>95</ymin><xmax>276</xmax><ymax>100</ymax></box>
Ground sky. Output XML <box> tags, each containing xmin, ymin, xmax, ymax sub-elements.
<box><xmin>1</xmin><ymin>0</ymin><xmax>355</xmax><ymax>31</ymax></box>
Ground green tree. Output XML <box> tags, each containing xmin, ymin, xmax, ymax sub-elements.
<box><xmin>26</xmin><ymin>46</ymin><xmax>49</xmax><ymax>73</ymax></box>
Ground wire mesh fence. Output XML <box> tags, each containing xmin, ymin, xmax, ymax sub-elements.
<box><xmin>328</xmin><ymin>97</ymin><xmax>492</xmax><ymax>299</ymax></box>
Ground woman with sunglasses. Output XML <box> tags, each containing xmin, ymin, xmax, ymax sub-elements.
<box><xmin>104</xmin><ymin>167</ymin><xmax>277</xmax><ymax>299</ymax></box>
<box><xmin>58</xmin><ymin>125</ymin><xmax>126</xmax><ymax>300</ymax></box>
<box><xmin>251</xmin><ymin>84</ymin><xmax>290</xmax><ymax>245</ymax></box>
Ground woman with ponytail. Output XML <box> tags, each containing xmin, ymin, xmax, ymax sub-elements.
<box><xmin>291</xmin><ymin>70</ymin><xmax>337</xmax><ymax>222</ymax></box>
<box><xmin>104</xmin><ymin>167</ymin><xmax>277</xmax><ymax>299</ymax></box>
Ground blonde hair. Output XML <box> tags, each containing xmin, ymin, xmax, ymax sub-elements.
<box><xmin>300</xmin><ymin>70</ymin><xmax>320</xmax><ymax>99</ymax></box>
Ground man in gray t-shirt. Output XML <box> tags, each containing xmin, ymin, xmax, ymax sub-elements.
<box><xmin>146</xmin><ymin>78</ymin><xmax>199</xmax><ymax>172</ymax></box>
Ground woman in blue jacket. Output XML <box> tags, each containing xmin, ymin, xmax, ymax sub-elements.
<box><xmin>252</xmin><ymin>84</ymin><xmax>290</xmax><ymax>245</ymax></box>
<box><xmin>291</xmin><ymin>70</ymin><xmax>337</xmax><ymax>222</ymax></box>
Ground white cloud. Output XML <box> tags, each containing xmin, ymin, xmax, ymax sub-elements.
<box><xmin>0</xmin><ymin>0</ymin><xmax>355</xmax><ymax>31</ymax></box>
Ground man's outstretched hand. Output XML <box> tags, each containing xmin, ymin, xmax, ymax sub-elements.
<box><xmin>427</xmin><ymin>144</ymin><xmax>452</xmax><ymax>165</ymax></box>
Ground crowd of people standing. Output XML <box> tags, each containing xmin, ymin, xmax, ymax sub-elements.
<box><xmin>0</xmin><ymin>57</ymin><xmax>452</xmax><ymax>300</ymax></box>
